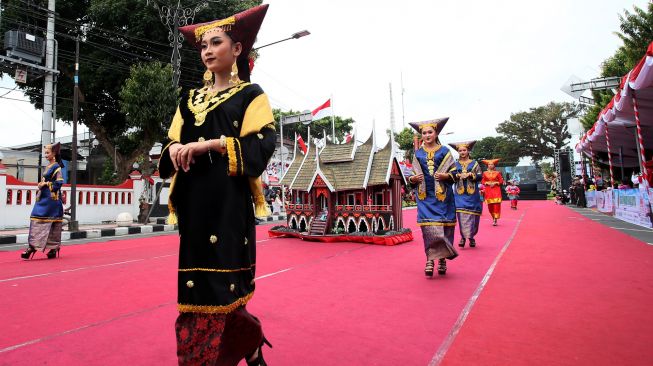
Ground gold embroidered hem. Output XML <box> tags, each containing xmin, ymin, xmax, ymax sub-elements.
<box><xmin>418</xmin><ymin>221</ymin><xmax>457</xmax><ymax>227</ymax></box>
<box><xmin>455</xmin><ymin>209</ymin><xmax>482</xmax><ymax>216</ymax></box>
<box><xmin>179</xmin><ymin>265</ymin><xmax>256</xmax><ymax>273</ymax></box>
<box><xmin>485</xmin><ymin>198</ymin><xmax>502</xmax><ymax>204</ymax></box>
<box><xmin>178</xmin><ymin>291</ymin><xmax>254</xmax><ymax>314</ymax></box>
<box><xmin>30</xmin><ymin>218</ymin><xmax>63</xmax><ymax>223</ymax></box>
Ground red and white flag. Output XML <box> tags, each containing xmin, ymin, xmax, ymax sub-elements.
<box><xmin>344</xmin><ymin>132</ymin><xmax>352</xmax><ymax>143</ymax></box>
<box><xmin>311</xmin><ymin>99</ymin><xmax>333</xmax><ymax>121</ymax></box>
<box><xmin>296</xmin><ymin>133</ymin><xmax>307</xmax><ymax>154</ymax></box>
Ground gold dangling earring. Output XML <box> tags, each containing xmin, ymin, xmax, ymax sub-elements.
<box><xmin>230</xmin><ymin>62</ymin><xmax>240</xmax><ymax>85</ymax></box>
<box><xmin>203</xmin><ymin>69</ymin><xmax>213</xmax><ymax>87</ymax></box>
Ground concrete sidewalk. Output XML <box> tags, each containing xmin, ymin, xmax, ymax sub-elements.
<box><xmin>0</xmin><ymin>214</ymin><xmax>287</xmax><ymax>245</ymax></box>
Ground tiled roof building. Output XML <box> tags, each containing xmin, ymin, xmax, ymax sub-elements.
<box><xmin>280</xmin><ymin>129</ymin><xmax>406</xmax><ymax>236</ymax></box>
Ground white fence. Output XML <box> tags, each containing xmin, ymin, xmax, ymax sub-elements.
<box><xmin>0</xmin><ymin>165</ymin><xmax>149</xmax><ymax>229</ymax></box>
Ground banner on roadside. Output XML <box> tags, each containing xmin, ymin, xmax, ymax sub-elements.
<box><xmin>613</xmin><ymin>188</ymin><xmax>652</xmax><ymax>228</ymax></box>
<box><xmin>586</xmin><ymin>191</ymin><xmax>596</xmax><ymax>208</ymax></box>
<box><xmin>596</xmin><ymin>190</ymin><xmax>614</xmax><ymax>214</ymax></box>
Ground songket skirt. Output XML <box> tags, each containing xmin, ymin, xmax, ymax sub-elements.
<box><xmin>456</xmin><ymin>212</ymin><xmax>480</xmax><ymax>239</ymax></box>
<box><xmin>28</xmin><ymin>221</ymin><xmax>62</xmax><ymax>251</ymax></box>
<box><xmin>420</xmin><ymin>225</ymin><xmax>458</xmax><ymax>261</ymax></box>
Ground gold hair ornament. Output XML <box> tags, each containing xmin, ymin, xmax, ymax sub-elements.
<box><xmin>194</xmin><ymin>16</ymin><xmax>236</xmax><ymax>41</ymax></box>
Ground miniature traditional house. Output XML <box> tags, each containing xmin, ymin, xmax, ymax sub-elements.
<box><xmin>280</xmin><ymin>129</ymin><xmax>406</xmax><ymax>236</ymax></box>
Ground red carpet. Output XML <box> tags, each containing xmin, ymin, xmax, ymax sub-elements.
<box><xmin>439</xmin><ymin>201</ymin><xmax>653</xmax><ymax>366</ymax></box>
<box><xmin>1</xmin><ymin>202</ymin><xmax>649</xmax><ymax>365</ymax></box>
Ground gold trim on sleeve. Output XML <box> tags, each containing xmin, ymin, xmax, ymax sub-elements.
<box><xmin>235</xmin><ymin>137</ymin><xmax>244</xmax><ymax>175</ymax></box>
<box><xmin>226</xmin><ymin>137</ymin><xmax>239</xmax><ymax>176</ymax></box>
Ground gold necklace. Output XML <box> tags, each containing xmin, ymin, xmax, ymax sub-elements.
<box><xmin>423</xmin><ymin>144</ymin><xmax>440</xmax><ymax>176</ymax></box>
<box><xmin>188</xmin><ymin>82</ymin><xmax>250</xmax><ymax>126</ymax></box>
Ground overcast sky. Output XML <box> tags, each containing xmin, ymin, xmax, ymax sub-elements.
<box><xmin>0</xmin><ymin>0</ymin><xmax>649</xmax><ymax>148</ymax></box>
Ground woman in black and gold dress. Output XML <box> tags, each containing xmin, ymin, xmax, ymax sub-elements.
<box><xmin>158</xmin><ymin>5</ymin><xmax>275</xmax><ymax>365</ymax></box>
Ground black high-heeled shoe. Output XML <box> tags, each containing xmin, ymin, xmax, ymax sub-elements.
<box><xmin>46</xmin><ymin>248</ymin><xmax>60</xmax><ymax>259</ymax></box>
<box><xmin>469</xmin><ymin>239</ymin><xmax>476</xmax><ymax>248</ymax></box>
<box><xmin>246</xmin><ymin>337</ymin><xmax>272</xmax><ymax>366</ymax></box>
<box><xmin>458</xmin><ymin>238</ymin><xmax>466</xmax><ymax>247</ymax></box>
<box><xmin>424</xmin><ymin>260</ymin><xmax>434</xmax><ymax>277</ymax></box>
<box><xmin>20</xmin><ymin>246</ymin><xmax>36</xmax><ymax>260</ymax></box>
<box><xmin>437</xmin><ymin>259</ymin><xmax>447</xmax><ymax>275</ymax></box>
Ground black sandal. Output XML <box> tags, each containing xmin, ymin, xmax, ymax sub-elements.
<box><xmin>424</xmin><ymin>260</ymin><xmax>434</xmax><ymax>277</ymax></box>
<box><xmin>437</xmin><ymin>259</ymin><xmax>447</xmax><ymax>275</ymax></box>
<box><xmin>20</xmin><ymin>246</ymin><xmax>36</xmax><ymax>260</ymax></box>
<box><xmin>458</xmin><ymin>238</ymin><xmax>466</xmax><ymax>247</ymax></box>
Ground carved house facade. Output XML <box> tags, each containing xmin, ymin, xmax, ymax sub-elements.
<box><xmin>280</xmin><ymin>130</ymin><xmax>406</xmax><ymax>236</ymax></box>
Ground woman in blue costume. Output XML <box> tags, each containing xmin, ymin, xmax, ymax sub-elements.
<box><xmin>406</xmin><ymin>118</ymin><xmax>458</xmax><ymax>276</ymax></box>
<box><xmin>21</xmin><ymin>142</ymin><xmax>64</xmax><ymax>260</ymax></box>
<box><xmin>449</xmin><ymin>141</ymin><xmax>483</xmax><ymax>248</ymax></box>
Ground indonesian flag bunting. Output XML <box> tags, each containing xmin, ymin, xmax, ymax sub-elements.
<box><xmin>311</xmin><ymin>99</ymin><xmax>333</xmax><ymax>121</ymax></box>
<box><xmin>296</xmin><ymin>133</ymin><xmax>307</xmax><ymax>154</ymax></box>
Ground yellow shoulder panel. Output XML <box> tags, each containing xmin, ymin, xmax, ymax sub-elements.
<box><xmin>240</xmin><ymin>93</ymin><xmax>275</xmax><ymax>137</ymax></box>
<box><xmin>168</xmin><ymin>106</ymin><xmax>184</xmax><ymax>142</ymax></box>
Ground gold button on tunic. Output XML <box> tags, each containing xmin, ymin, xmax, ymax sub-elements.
<box><xmin>186</xmin><ymin>280</ymin><xmax>194</xmax><ymax>288</ymax></box>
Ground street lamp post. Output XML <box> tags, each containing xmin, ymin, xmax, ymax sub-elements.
<box><xmin>253</xmin><ymin>30</ymin><xmax>310</xmax><ymax>51</ymax></box>
<box><xmin>146</xmin><ymin>0</ymin><xmax>213</xmax><ymax>86</ymax></box>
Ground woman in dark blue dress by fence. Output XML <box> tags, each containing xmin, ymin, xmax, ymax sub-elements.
<box><xmin>21</xmin><ymin>142</ymin><xmax>64</xmax><ymax>260</ymax></box>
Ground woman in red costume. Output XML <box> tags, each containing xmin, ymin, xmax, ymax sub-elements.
<box><xmin>481</xmin><ymin>159</ymin><xmax>503</xmax><ymax>226</ymax></box>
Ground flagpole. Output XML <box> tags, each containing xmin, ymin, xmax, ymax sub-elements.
<box><xmin>330</xmin><ymin>94</ymin><xmax>336</xmax><ymax>143</ymax></box>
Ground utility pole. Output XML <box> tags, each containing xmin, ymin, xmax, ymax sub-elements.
<box><xmin>69</xmin><ymin>35</ymin><xmax>80</xmax><ymax>231</ymax></box>
<box><xmin>37</xmin><ymin>0</ymin><xmax>56</xmax><ymax>180</ymax></box>
<box><xmin>41</xmin><ymin>0</ymin><xmax>55</xmax><ymax>152</ymax></box>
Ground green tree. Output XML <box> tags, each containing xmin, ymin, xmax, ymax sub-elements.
<box><xmin>615</xmin><ymin>4</ymin><xmax>653</xmax><ymax>70</ymax></box>
<box><xmin>473</xmin><ymin>136</ymin><xmax>521</xmax><ymax>166</ymax></box>
<box><xmin>119</xmin><ymin>61</ymin><xmax>178</xmax><ymax>176</ymax></box>
<box><xmin>394</xmin><ymin>127</ymin><xmax>417</xmax><ymax>160</ymax></box>
<box><xmin>580</xmin><ymin>3</ymin><xmax>653</xmax><ymax>131</ymax></box>
<box><xmin>0</xmin><ymin>0</ymin><xmax>260</xmax><ymax>180</ymax></box>
<box><xmin>496</xmin><ymin>102</ymin><xmax>579</xmax><ymax>163</ymax></box>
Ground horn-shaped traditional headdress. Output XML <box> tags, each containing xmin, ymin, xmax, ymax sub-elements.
<box><xmin>178</xmin><ymin>4</ymin><xmax>268</xmax><ymax>82</ymax></box>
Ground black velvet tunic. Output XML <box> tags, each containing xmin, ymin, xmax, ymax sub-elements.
<box><xmin>159</xmin><ymin>82</ymin><xmax>276</xmax><ymax>314</ymax></box>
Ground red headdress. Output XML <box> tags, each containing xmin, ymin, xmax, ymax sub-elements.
<box><xmin>481</xmin><ymin>159</ymin><xmax>500</xmax><ymax>166</ymax></box>
<box><xmin>178</xmin><ymin>4</ymin><xmax>269</xmax><ymax>82</ymax></box>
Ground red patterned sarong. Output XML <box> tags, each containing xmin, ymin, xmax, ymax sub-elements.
<box><xmin>175</xmin><ymin>307</ymin><xmax>263</xmax><ymax>366</ymax></box>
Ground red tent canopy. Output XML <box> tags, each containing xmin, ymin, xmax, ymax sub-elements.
<box><xmin>576</xmin><ymin>42</ymin><xmax>653</xmax><ymax>168</ymax></box>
